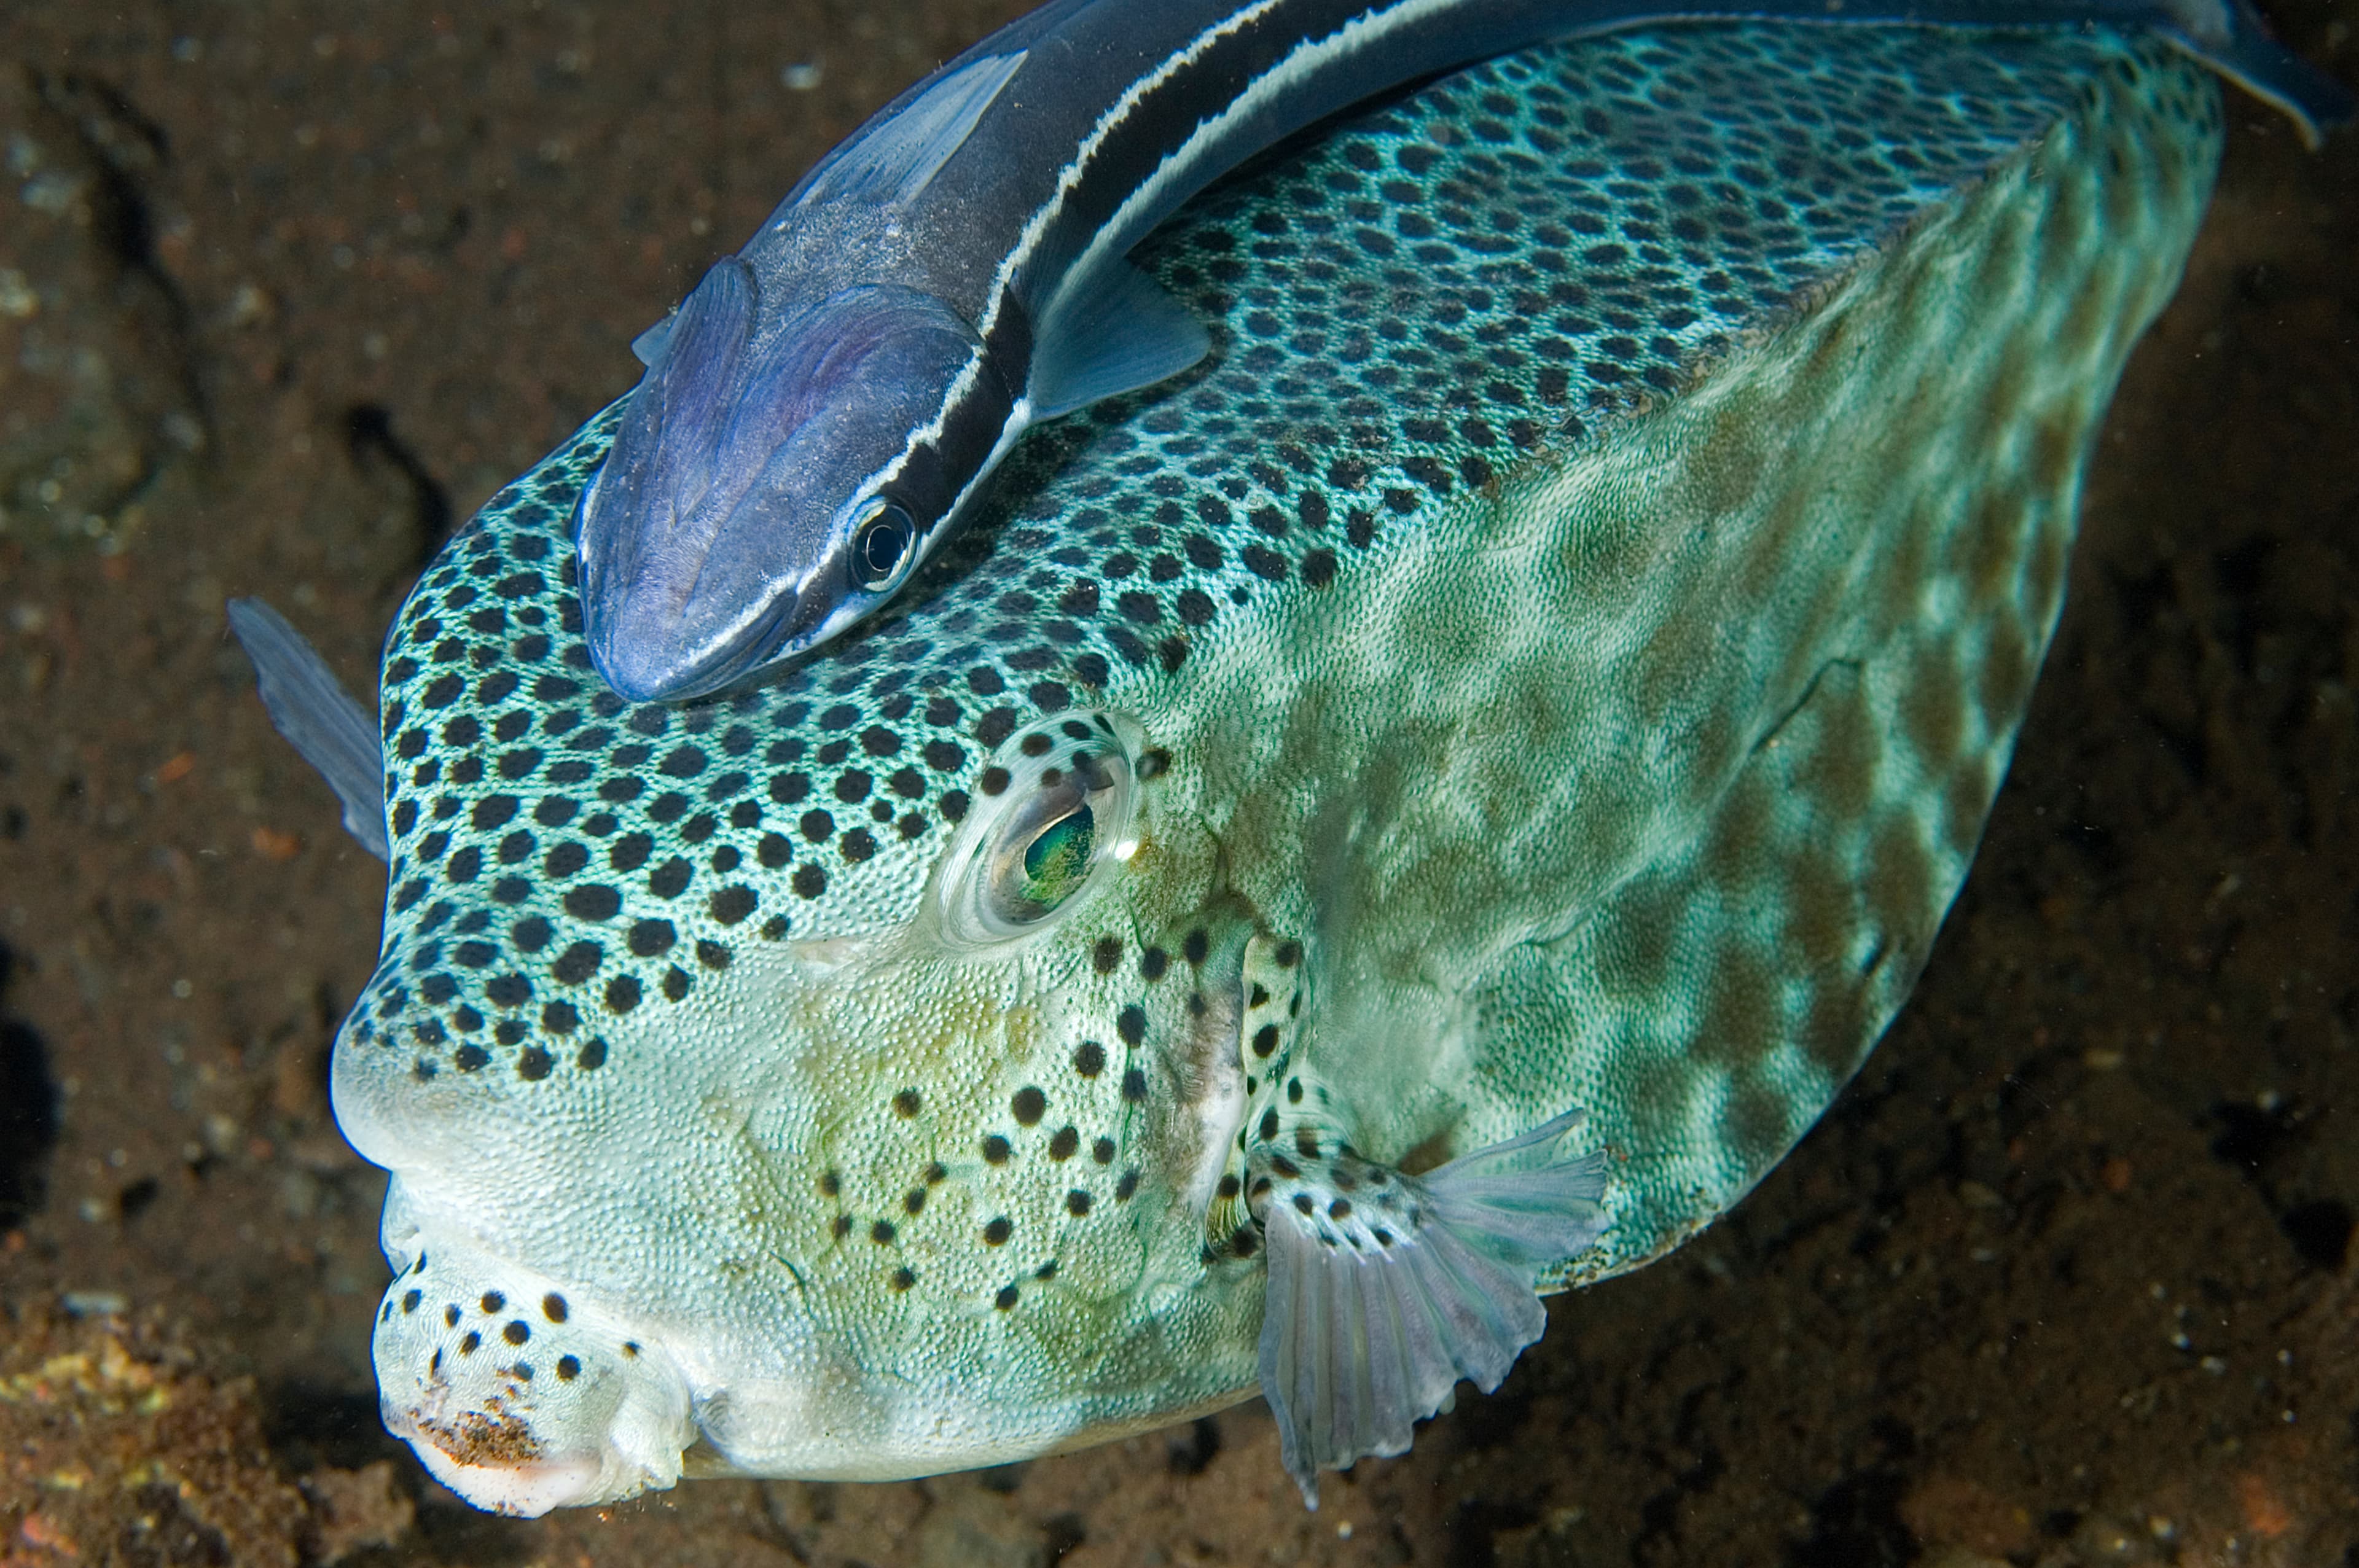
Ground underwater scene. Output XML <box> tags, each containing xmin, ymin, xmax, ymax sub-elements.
<box><xmin>1</xmin><ymin>1</ymin><xmax>2355</xmax><ymax>1564</ymax></box>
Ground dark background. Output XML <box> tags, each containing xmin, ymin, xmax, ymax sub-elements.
<box><xmin>1</xmin><ymin>2</ymin><xmax>2353</xmax><ymax>1563</ymax></box>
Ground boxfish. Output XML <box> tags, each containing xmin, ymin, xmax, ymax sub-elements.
<box><xmin>235</xmin><ymin>17</ymin><xmax>2340</xmax><ymax>1517</ymax></box>
<box><xmin>565</xmin><ymin>0</ymin><xmax>2348</xmax><ymax>702</ymax></box>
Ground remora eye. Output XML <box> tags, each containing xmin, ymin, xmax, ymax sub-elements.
<box><xmin>937</xmin><ymin>714</ymin><xmax>1139</xmax><ymax>946</ymax></box>
<box><xmin>849</xmin><ymin>497</ymin><xmax>917</xmax><ymax>590</ymax></box>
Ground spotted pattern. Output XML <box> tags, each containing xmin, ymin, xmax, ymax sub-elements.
<box><xmin>342</xmin><ymin>22</ymin><xmax>2223</xmax><ymax>1502</ymax></box>
<box><xmin>342</xmin><ymin>26</ymin><xmax>2154</xmax><ymax>1088</ymax></box>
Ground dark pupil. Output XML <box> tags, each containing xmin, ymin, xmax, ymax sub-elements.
<box><xmin>1020</xmin><ymin>806</ymin><xmax>1095</xmax><ymax>904</ymax></box>
<box><xmin>858</xmin><ymin>506</ymin><xmax>909</xmax><ymax>580</ymax></box>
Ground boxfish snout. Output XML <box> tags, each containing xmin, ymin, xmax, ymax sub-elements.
<box><xmin>370</xmin><ymin>1231</ymin><xmax>696</xmax><ymax>1516</ymax></box>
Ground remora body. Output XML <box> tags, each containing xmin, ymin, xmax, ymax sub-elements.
<box><xmin>570</xmin><ymin>0</ymin><xmax>2347</xmax><ymax>703</ymax></box>
<box><xmin>238</xmin><ymin>20</ymin><xmax>2291</xmax><ymax>1518</ymax></box>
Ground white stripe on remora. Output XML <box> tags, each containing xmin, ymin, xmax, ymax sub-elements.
<box><xmin>897</xmin><ymin>0</ymin><xmax>1466</xmax><ymax>574</ymax></box>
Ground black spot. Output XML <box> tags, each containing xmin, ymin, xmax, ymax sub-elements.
<box><xmin>542</xmin><ymin>1293</ymin><xmax>568</xmax><ymax>1323</ymax></box>
<box><xmin>557</xmin><ymin>1355</ymin><xmax>581</xmax><ymax>1380</ymax></box>
<box><xmin>563</xmin><ymin>885</ymin><xmax>621</xmax><ymax>921</ymax></box>
<box><xmin>662</xmin><ymin>966</ymin><xmax>691</xmax><ymax>1002</ymax></box>
<box><xmin>1066</xmin><ymin>1189</ymin><xmax>1092</xmax><ymax>1217</ymax></box>
<box><xmin>994</xmin><ymin>1284</ymin><xmax>1020</xmax><ymax>1310</ymax></box>
<box><xmin>1252</xmin><ymin>1024</ymin><xmax>1280</xmax><ymax>1058</ymax></box>
<box><xmin>480</xmin><ymin>1290</ymin><xmax>506</xmax><ymax>1314</ymax></box>
<box><xmin>517</xmin><ymin>1045</ymin><xmax>552</xmax><ymax>1080</ymax></box>
<box><xmin>709</xmin><ymin>886</ymin><xmax>757</xmax><ymax>925</ymax></box>
<box><xmin>1117</xmin><ymin>1006</ymin><xmax>1146</xmax><ymax>1046</ymax></box>
<box><xmin>503</xmin><ymin>1319</ymin><xmax>531</xmax><ymax>1346</ymax></box>
<box><xmin>1092</xmin><ymin>937</ymin><xmax>1122</xmax><ymax>975</ymax></box>
<box><xmin>1121</xmin><ymin>1067</ymin><xmax>1147</xmax><ymax>1104</ymax></box>
<box><xmin>552</xmin><ymin>942</ymin><xmax>601</xmax><ymax>983</ymax></box>
<box><xmin>893</xmin><ymin>1089</ymin><xmax>922</xmax><ymax>1118</ymax></box>
<box><xmin>870</xmin><ymin>1220</ymin><xmax>896</xmax><ymax>1244</ymax></box>
<box><xmin>982</xmin><ymin>1135</ymin><xmax>1011</xmax><ymax>1165</ymax></box>
<box><xmin>1048</xmin><ymin>1126</ymin><xmax>1079</xmax><ymax>1161</ymax></box>
<box><xmin>628</xmin><ymin>919</ymin><xmax>675</xmax><ymax>957</ymax></box>
<box><xmin>1072</xmin><ymin>1041</ymin><xmax>1105</xmax><ymax>1078</ymax></box>
<box><xmin>791</xmin><ymin>864</ymin><xmax>828</xmax><ymax>899</ymax></box>
<box><xmin>648</xmin><ymin>859</ymin><xmax>692</xmax><ymax>898</ymax></box>
<box><xmin>1012</xmin><ymin>1086</ymin><xmax>1047</xmax><ymax>1126</ymax></box>
<box><xmin>1140</xmin><ymin>948</ymin><xmax>1168</xmax><ymax>981</ymax></box>
<box><xmin>889</xmin><ymin>1267</ymin><xmax>916</xmax><ymax>1292</ymax></box>
<box><xmin>604</xmin><ymin>976</ymin><xmax>641</xmax><ymax>1013</ymax></box>
<box><xmin>1115</xmin><ymin>1169</ymin><xmax>1139</xmax><ymax>1201</ymax></box>
<box><xmin>1183</xmin><ymin>929</ymin><xmax>1208</xmax><ymax>966</ymax></box>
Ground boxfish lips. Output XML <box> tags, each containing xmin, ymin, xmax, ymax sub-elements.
<box><xmin>371</xmin><ymin>1241</ymin><xmax>697</xmax><ymax>1516</ymax></box>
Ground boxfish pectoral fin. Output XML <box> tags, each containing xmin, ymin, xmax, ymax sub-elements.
<box><xmin>1253</xmin><ymin>1108</ymin><xmax>1611</xmax><ymax>1507</ymax></box>
<box><xmin>1028</xmin><ymin>260</ymin><xmax>1215</xmax><ymax>421</ymax></box>
<box><xmin>225</xmin><ymin>597</ymin><xmax>389</xmax><ymax>862</ymax></box>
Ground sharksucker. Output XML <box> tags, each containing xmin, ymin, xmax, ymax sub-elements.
<box><xmin>239</xmin><ymin>21</ymin><xmax>2282</xmax><ymax>1515</ymax></box>
<box><xmin>568</xmin><ymin>0</ymin><xmax>2349</xmax><ymax>704</ymax></box>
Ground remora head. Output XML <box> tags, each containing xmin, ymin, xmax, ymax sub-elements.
<box><xmin>369</xmin><ymin>1205</ymin><xmax>696</xmax><ymax>1516</ymax></box>
<box><xmin>576</xmin><ymin>260</ymin><xmax>983</xmax><ymax>702</ymax></box>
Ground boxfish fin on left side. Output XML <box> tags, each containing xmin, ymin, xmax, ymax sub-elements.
<box><xmin>227</xmin><ymin>597</ymin><xmax>389</xmax><ymax>862</ymax></box>
<box><xmin>1029</xmin><ymin>260</ymin><xmax>1213</xmax><ymax>421</ymax></box>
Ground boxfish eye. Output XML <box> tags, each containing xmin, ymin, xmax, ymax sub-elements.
<box><xmin>849</xmin><ymin>496</ymin><xmax>918</xmax><ymax>590</ymax></box>
<box><xmin>934</xmin><ymin>712</ymin><xmax>1140</xmax><ymax>948</ymax></box>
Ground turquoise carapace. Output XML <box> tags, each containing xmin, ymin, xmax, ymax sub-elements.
<box><xmin>233</xmin><ymin>17</ymin><xmax>2315</xmax><ymax>1515</ymax></box>
<box><xmin>567</xmin><ymin>0</ymin><xmax>2347</xmax><ymax>703</ymax></box>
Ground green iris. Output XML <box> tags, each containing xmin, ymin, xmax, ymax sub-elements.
<box><xmin>1019</xmin><ymin>806</ymin><xmax>1096</xmax><ymax>908</ymax></box>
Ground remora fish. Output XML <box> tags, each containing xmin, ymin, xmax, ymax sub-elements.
<box><xmin>570</xmin><ymin>0</ymin><xmax>2350</xmax><ymax>703</ymax></box>
<box><xmin>237</xmin><ymin>20</ymin><xmax>2325</xmax><ymax>1518</ymax></box>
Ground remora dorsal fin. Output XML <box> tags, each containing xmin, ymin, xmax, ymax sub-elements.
<box><xmin>798</xmin><ymin>50</ymin><xmax>1027</xmax><ymax>208</ymax></box>
<box><xmin>227</xmin><ymin>597</ymin><xmax>389</xmax><ymax>861</ymax></box>
<box><xmin>1028</xmin><ymin>260</ymin><xmax>1211</xmax><ymax>419</ymax></box>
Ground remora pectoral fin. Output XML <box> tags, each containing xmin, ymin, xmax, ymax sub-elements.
<box><xmin>1253</xmin><ymin>1110</ymin><xmax>1609</xmax><ymax>1507</ymax></box>
<box><xmin>1028</xmin><ymin>261</ymin><xmax>1212</xmax><ymax>421</ymax></box>
<box><xmin>796</xmin><ymin>50</ymin><xmax>1028</xmax><ymax>208</ymax></box>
